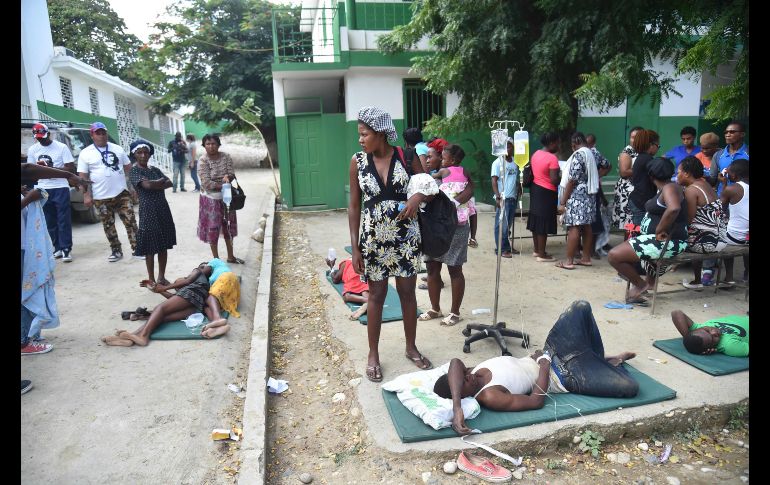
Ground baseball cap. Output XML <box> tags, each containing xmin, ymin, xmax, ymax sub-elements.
<box><xmin>32</xmin><ymin>123</ymin><xmax>49</xmax><ymax>139</ymax></box>
<box><xmin>90</xmin><ymin>121</ymin><xmax>108</xmax><ymax>133</ymax></box>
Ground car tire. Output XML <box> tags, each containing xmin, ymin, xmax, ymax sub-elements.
<box><xmin>79</xmin><ymin>206</ymin><xmax>101</xmax><ymax>224</ymax></box>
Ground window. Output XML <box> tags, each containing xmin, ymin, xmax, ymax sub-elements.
<box><xmin>403</xmin><ymin>79</ymin><xmax>445</xmax><ymax>130</ymax></box>
<box><xmin>59</xmin><ymin>77</ymin><xmax>73</xmax><ymax>109</ymax></box>
<box><xmin>89</xmin><ymin>87</ymin><xmax>100</xmax><ymax>115</ymax></box>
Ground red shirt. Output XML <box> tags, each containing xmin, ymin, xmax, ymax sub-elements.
<box><xmin>340</xmin><ymin>259</ymin><xmax>369</xmax><ymax>295</ymax></box>
<box><xmin>531</xmin><ymin>149</ymin><xmax>559</xmax><ymax>191</ymax></box>
<box><xmin>695</xmin><ymin>152</ymin><xmax>711</xmax><ymax>170</ymax></box>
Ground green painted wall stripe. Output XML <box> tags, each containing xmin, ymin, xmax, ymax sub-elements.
<box><xmin>138</xmin><ymin>126</ymin><xmax>162</xmax><ymax>145</ymax></box>
<box><xmin>37</xmin><ymin>101</ymin><xmax>119</xmax><ymax>137</ymax></box>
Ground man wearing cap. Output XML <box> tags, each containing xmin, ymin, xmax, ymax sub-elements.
<box><xmin>77</xmin><ymin>122</ymin><xmax>141</xmax><ymax>262</ymax></box>
<box><xmin>26</xmin><ymin>123</ymin><xmax>77</xmax><ymax>262</ymax></box>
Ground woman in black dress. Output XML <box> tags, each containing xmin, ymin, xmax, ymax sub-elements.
<box><xmin>128</xmin><ymin>140</ymin><xmax>177</xmax><ymax>286</ymax></box>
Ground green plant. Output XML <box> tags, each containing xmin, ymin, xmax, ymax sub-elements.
<box><xmin>674</xmin><ymin>423</ymin><xmax>702</xmax><ymax>443</ymax></box>
<box><xmin>577</xmin><ymin>430</ymin><xmax>605</xmax><ymax>458</ymax></box>
<box><xmin>728</xmin><ymin>404</ymin><xmax>748</xmax><ymax>430</ymax></box>
<box><xmin>545</xmin><ymin>458</ymin><xmax>566</xmax><ymax>470</ymax></box>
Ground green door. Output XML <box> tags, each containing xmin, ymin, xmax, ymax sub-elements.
<box><xmin>625</xmin><ymin>94</ymin><xmax>659</xmax><ymax>135</ymax></box>
<box><xmin>288</xmin><ymin>115</ymin><xmax>323</xmax><ymax>206</ymax></box>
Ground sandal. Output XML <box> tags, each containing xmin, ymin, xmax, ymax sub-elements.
<box><xmin>555</xmin><ymin>261</ymin><xmax>575</xmax><ymax>270</ymax></box>
<box><xmin>135</xmin><ymin>307</ymin><xmax>151</xmax><ymax>317</ymax></box>
<box><xmin>625</xmin><ymin>296</ymin><xmax>649</xmax><ymax>307</ymax></box>
<box><xmin>575</xmin><ymin>260</ymin><xmax>593</xmax><ymax>267</ymax></box>
<box><xmin>366</xmin><ymin>364</ymin><xmax>383</xmax><ymax>382</ymax></box>
<box><xmin>405</xmin><ymin>352</ymin><xmax>433</xmax><ymax>370</ymax></box>
<box><xmin>536</xmin><ymin>256</ymin><xmax>556</xmax><ymax>262</ymax></box>
<box><xmin>418</xmin><ymin>309</ymin><xmax>443</xmax><ymax>321</ymax></box>
<box><xmin>121</xmin><ymin>311</ymin><xmax>133</xmax><ymax>321</ymax></box>
<box><xmin>468</xmin><ymin>238</ymin><xmax>478</xmax><ymax>248</ymax></box>
<box><xmin>227</xmin><ymin>257</ymin><xmax>245</xmax><ymax>264</ymax></box>
<box><xmin>441</xmin><ymin>313</ymin><xmax>462</xmax><ymax>326</ymax></box>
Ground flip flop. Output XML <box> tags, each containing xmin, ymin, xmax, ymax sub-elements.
<box><xmin>555</xmin><ymin>261</ymin><xmax>575</xmax><ymax>270</ymax></box>
<box><xmin>625</xmin><ymin>296</ymin><xmax>649</xmax><ymax>307</ymax></box>
<box><xmin>405</xmin><ymin>353</ymin><xmax>433</xmax><ymax>370</ymax></box>
<box><xmin>366</xmin><ymin>364</ymin><xmax>383</xmax><ymax>382</ymax></box>
<box><xmin>536</xmin><ymin>256</ymin><xmax>556</xmax><ymax>262</ymax></box>
<box><xmin>604</xmin><ymin>301</ymin><xmax>634</xmax><ymax>309</ymax></box>
<box><xmin>227</xmin><ymin>257</ymin><xmax>245</xmax><ymax>264</ymax></box>
<box><xmin>121</xmin><ymin>311</ymin><xmax>133</xmax><ymax>320</ymax></box>
<box><xmin>575</xmin><ymin>260</ymin><xmax>593</xmax><ymax>267</ymax></box>
<box><xmin>418</xmin><ymin>309</ymin><xmax>443</xmax><ymax>321</ymax></box>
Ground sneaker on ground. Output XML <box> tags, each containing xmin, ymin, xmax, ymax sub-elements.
<box><xmin>21</xmin><ymin>380</ymin><xmax>33</xmax><ymax>394</ymax></box>
<box><xmin>456</xmin><ymin>451</ymin><xmax>512</xmax><ymax>482</ymax></box>
<box><xmin>180</xmin><ymin>188</ymin><xmax>187</xmax><ymax>192</ymax></box>
<box><xmin>62</xmin><ymin>249</ymin><xmax>73</xmax><ymax>262</ymax></box>
<box><xmin>108</xmin><ymin>250</ymin><xmax>123</xmax><ymax>262</ymax></box>
<box><xmin>192</xmin><ymin>188</ymin><xmax>200</xmax><ymax>193</ymax></box>
<box><xmin>682</xmin><ymin>280</ymin><xmax>704</xmax><ymax>290</ymax></box>
<box><xmin>21</xmin><ymin>341</ymin><xmax>53</xmax><ymax>355</ymax></box>
<box><xmin>132</xmin><ymin>252</ymin><xmax>146</xmax><ymax>260</ymax></box>
<box><xmin>53</xmin><ymin>250</ymin><xmax>63</xmax><ymax>259</ymax></box>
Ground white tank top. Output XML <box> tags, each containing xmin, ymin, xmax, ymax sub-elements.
<box><xmin>472</xmin><ymin>356</ymin><xmax>567</xmax><ymax>397</ymax></box>
<box><xmin>726</xmin><ymin>181</ymin><xmax>749</xmax><ymax>240</ymax></box>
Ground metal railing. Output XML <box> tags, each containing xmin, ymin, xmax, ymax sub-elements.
<box><xmin>272</xmin><ymin>7</ymin><xmax>340</xmax><ymax>63</ymax></box>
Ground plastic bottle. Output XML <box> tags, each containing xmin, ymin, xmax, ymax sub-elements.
<box><xmin>222</xmin><ymin>182</ymin><xmax>232</xmax><ymax>207</ymax></box>
<box><xmin>512</xmin><ymin>129</ymin><xmax>529</xmax><ymax>170</ymax></box>
<box><xmin>327</xmin><ymin>247</ymin><xmax>336</xmax><ymax>261</ymax></box>
<box><xmin>701</xmin><ymin>269</ymin><xmax>713</xmax><ymax>286</ymax></box>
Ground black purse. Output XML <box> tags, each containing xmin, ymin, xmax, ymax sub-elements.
<box><xmin>229</xmin><ymin>179</ymin><xmax>246</xmax><ymax>211</ymax></box>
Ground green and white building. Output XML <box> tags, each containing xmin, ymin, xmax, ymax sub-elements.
<box><xmin>21</xmin><ymin>0</ymin><xmax>185</xmax><ymax>154</ymax></box>
<box><xmin>272</xmin><ymin>0</ymin><xmax>741</xmax><ymax>209</ymax></box>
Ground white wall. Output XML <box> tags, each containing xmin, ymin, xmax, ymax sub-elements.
<box><xmin>345</xmin><ymin>68</ymin><xmax>410</xmax><ymax>120</ymax></box>
<box><xmin>579</xmin><ymin>101</ymin><xmax>627</xmax><ymax>118</ymax></box>
<box><xmin>445</xmin><ymin>92</ymin><xmax>460</xmax><ymax>117</ymax></box>
<box><xmin>273</xmin><ymin>79</ymin><xmax>286</xmax><ymax>117</ymax></box>
<box><xmin>21</xmin><ymin>0</ymin><xmax>57</xmax><ymax>118</ymax></box>
<box><xmin>656</xmin><ymin>58</ymin><xmax>702</xmax><ymax>117</ymax></box>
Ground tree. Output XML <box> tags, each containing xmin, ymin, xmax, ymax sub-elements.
<box><xmin>147</xmin><ymin>0</ymin><xmax>300</xmax><ymax>161</ymax></box>
<box><xmin>379</xmin><ymin>0</ymin><xmax>748</xmax><ymax>141</ymax></box>
<box><xmin>47</xmin><ymin>0</ymin><xmax>155</xmax><ymax>91</ymax></box>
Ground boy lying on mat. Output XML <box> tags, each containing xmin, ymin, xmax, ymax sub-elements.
<box><xmin>671</xmin><ymin>310</ymin><xmax>749</xmax><ymax>357</ymax></box>
<box><xmin>329</xmin><ymin>258</ymin><xmax>370</xmax><ymax>320</ymax></box>
<box><xmin>433</xmin><ymin>301</ymin><xmax>638</xmax><ymax>435</ymax></box>
<box><xmin>101</xmin><ymin>262</ymin><xmax>231</xmax><ymax>346</ymax></box>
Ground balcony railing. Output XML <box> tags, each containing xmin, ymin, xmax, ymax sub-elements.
<box><xmin>272</xmin><ymin>7</ymin><xmax>340</xmax><ymax>64</ymax></box>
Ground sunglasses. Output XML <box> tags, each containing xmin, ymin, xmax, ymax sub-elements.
<box><xmin>724</xmin><ymin>130</ymin><xmax>743</xmax><ymax>134</ymax></box>
<box><xmin>32</xmin><ymin>129</ymin><xmax>48</xmax><ymax>135</ymax></box>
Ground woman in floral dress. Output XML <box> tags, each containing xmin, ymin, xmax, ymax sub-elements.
<box><xmin>612</xmin><ymin>126</ymin><xmax>643</xmax><ymax>231</ymax></box>
<box><xmin>348</xmin><ymin>107</ymin><xmax>437</xmax><ymax>382</ymax></box>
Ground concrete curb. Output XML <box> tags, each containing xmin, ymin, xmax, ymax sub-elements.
<box><xmin>238</xmin><ymin>194</ymin><xmax>276</xmax><ymax>485</ymax></box>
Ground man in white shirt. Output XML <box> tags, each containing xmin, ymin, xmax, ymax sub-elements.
<box><xmin>26</xmin><ymin>123</ymin><xmax>76</xmax><ymax>262</ymax></box>
<box><xmin>77</xmin><ymin>122</ymin><xmax>141</xmax><ymax>262</ymax></box>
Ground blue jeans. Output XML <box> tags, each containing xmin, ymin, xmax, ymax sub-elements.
<box><xmin>21</xmin><ymin>250</ymin><xmax>34</xmax><ymax>346</ymax></box>
<box><xmin>42</xmin><ymin>187</ymin><xmax>72</xmax><ymax>252</ymax></box>
<box><xmin>494</xmin><ymin>198</ymin><xmax>517</xmax><ymax>253</ymax></box>
<box><xmin>190</xmin><ymin>164</ymin><xmax>201</xmax><ymax>190</ymax></box>
<box><xmin>544</xmin><ymin>301</ymin><xmax>639</xmax><ymax>398</ymax></box>
<box><xmin>172</xmin><ymin>161</ymin><xmax>186</xmax><ymax>190</ymax></box>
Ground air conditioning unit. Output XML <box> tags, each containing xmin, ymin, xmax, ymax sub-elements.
<box><xmin>53</xmin><ymin>46</ymin><xmax>76</xmax><ymax>58</ymax></box>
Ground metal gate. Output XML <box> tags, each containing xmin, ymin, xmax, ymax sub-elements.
<box><xmin>114</xmin><ymin>92</ymin><xmax>139</xmax><ymax>150</ymax></box>
<box><xmin>403</xmin><ymin>79</ymin><xmax>445</xmax><ymax>130</ymax></box>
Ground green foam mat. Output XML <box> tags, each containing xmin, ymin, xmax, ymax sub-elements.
<box><xmin>150</xmin><ymin>311</ymin><xmax>229</xmax><ymax>340</ymax></box>
<box><xmin>344</xmin><ymin>246</ymin><xmax>427</xmax><ymax>273</ymax></box>
<box><xmin>325</xmin><ymin>273</ymin><xmax>420</xmax><ymax>325</ymax></box>
<box><xmin>653</xmin><ymin>338</ymin><xmax>749</xmax><ymax>375</ymax></box>
<box><xmin>382</xmin><ymin>364</ymin><xmax>676</xmax><ymax>443</ymax></box>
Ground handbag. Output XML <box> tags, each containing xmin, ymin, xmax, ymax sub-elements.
<box><xmin>229</xmin><ymin>179</ymin><xmax>246</xmax><ymax>211</ymax></box>
<box><xmin>522</xmin><ymin>162</ymin><xmax>534</xmax><ymax>188</ymax></box>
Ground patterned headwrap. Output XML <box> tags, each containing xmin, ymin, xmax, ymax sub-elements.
<box><xmin>357</xmin><ymin>106</ymin><xmax>397</xmax><ymax>142</ymax></box>
<box><xmin>129</xmin><ymin>139</ymin><xmax>155</xmax><ymax>156</ymax></box>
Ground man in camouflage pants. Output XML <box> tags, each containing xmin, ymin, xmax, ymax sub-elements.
<box><xmin>76</xmin><ymin>122</ymin><xmax>141</xmax><ymax>262</ymax></box>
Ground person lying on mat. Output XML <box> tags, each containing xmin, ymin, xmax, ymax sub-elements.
<box><xmin>101</xmin><ymin>263</ymin><xmax>229</xmax><ymax>346</ymax></box>
<box><xmin>671</xmin><ymin>310</ymin><xmax>748</xmax><ymax>357</ymax></box>
<box><xmin>433</xmin><ymin>301</ymin><xmax>639</xmax><ymax>435</ymax></box>
<box><xmin>329</xmin><ymin>258</ymin><xmax>370</xmax><ymax>320</ymax></box>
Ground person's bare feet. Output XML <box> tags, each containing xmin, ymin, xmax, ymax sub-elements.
<box><xmin>101</xmin><ymin>335</ymin><xmax>134</xmax><ymax>347</ymax></box>
<box><xmin>157</xmin><ymin>277</ymin><xmax>171</xmax><ymax>286</ymax></box>
<box><xmin>349</xmin><ymin>302</ymin><xmax>368</xmax><ymax>320</ymax></box>
<box><xmin>606</xmin><ymin>351</ymin><xmax>636</xmax><ymax>366</ymax></box>
<box><xmin>201</xmin><ymin>324</ymin><xmax>231</xmax><ymax>338</ymax></box>
<box><xmin>118</xmin><ymin>331</ymin><xmax>149</xmax><ymax>346</ymax></box>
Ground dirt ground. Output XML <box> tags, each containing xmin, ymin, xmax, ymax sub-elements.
<box><xmin>265</xmin><ymin>213</ymin><xmax>749</xmax><ymax>484</ymax></box>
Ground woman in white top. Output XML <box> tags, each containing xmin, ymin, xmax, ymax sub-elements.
<box><xmin>433</xmin><ymin>300</ymin><xmax>638</xmax><ymax>435</ymax></box>
<box><xmin>716</xmin><ymin>159</ymin><xmax>749</xmax><ymax>283</ymax></box>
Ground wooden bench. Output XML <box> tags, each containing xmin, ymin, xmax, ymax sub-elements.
<box><xmin>627</xmin><ymin>244</ymin><xmax>749</xmax><ymax>315</ymax></box>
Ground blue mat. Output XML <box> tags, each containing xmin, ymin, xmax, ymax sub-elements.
<box><xmin>325</xmin><ymin>273</ymin><xmax>420</xmax><ymax>325</ymax></box>
<box><xmin>653</xmin><ymin>338</ymin><xmax>749</xmax><ymax>375</ymax></box>
<box><xmin>383</xmin><ymin>364</ymin><xmax>676</xmax><ymax>442</ymax></box>
<box><xmin>150</xmin><ymin>311</ymin><xmax>229</xmax><ymax>340</ymax></box>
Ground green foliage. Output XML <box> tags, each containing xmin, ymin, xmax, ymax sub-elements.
<box><xmin>379</xmin><ymin>0</ymin><xmax>748</xmax><ymax>133</ymax></box>
<box><xmin>146</xmin><ymin>0</ymin><xmax>302</xmax><ymax>137</ymax></box>
<box><xmin>545</xmin><ymin>458</ymin><xmax>566</xmax><ymax>470</ymax></box>
<box><xmin>577</xmin><ymin>430</ymin><xmax>604</xmax><ymax>458</ymax></box>
<box><xmin>674</xmin><ymin>423</ymin><xmax>702</xmax><ymax>443</ymax></box>
<box><xmin>47</xmin><ymin>0</ymin><xmax>150</xmax><ymax>88</ymax></box>
<box><xmin>728</xmin><ymin>403</ymin><xmax>748</xmax><ymax>430</ymax></box>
